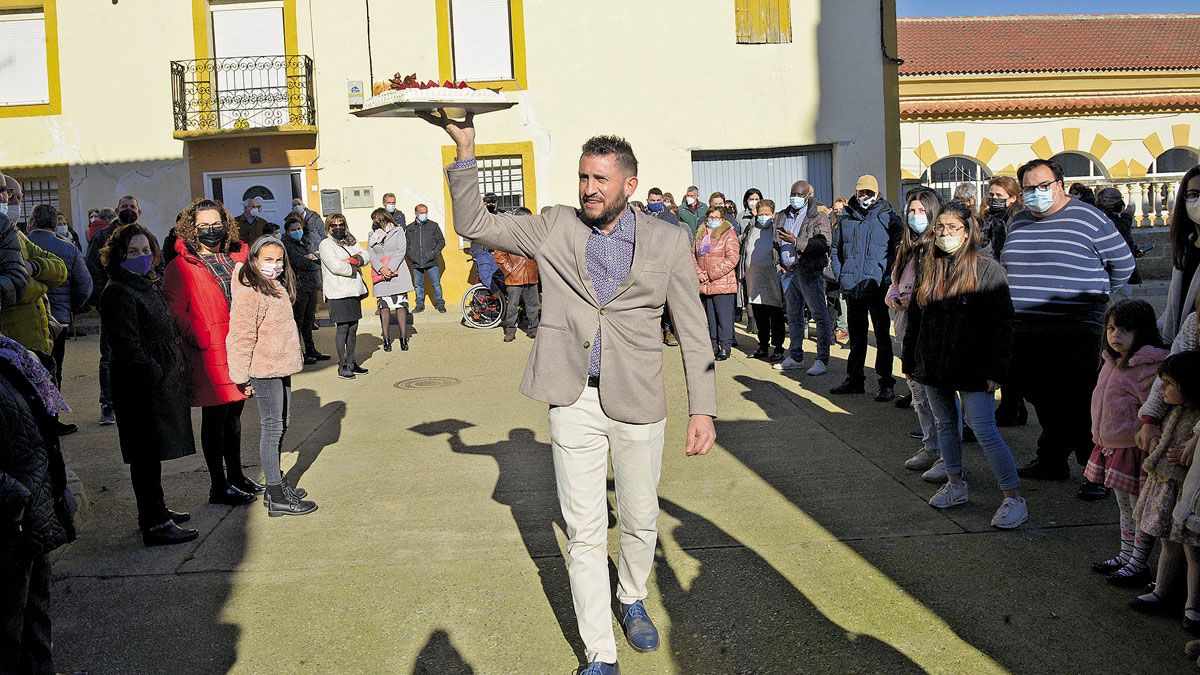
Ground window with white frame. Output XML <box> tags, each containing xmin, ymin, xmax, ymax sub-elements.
<box><xmin>449</xmin><ymin>0</ymin><xmax>514</xmax><ymax>82</ymax></box>
<box><xmin>0</xmin><ymin>10</ymin><xmax>51</xmax><ymax>107</ymax></box>
<box><xmin>477</xmin><ymin>155</ymin><xmax>525</xmax><ymax>212</ymax></box>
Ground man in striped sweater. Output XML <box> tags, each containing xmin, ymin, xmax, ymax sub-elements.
<box><xmin>1002</xmin><ymin>158</ymin><xmax>1136</xmax><ymax>485</ymax></box>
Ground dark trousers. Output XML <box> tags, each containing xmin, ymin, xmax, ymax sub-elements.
<box><xmin>129</xmin><ymin>461</ymin><xmax>167</xmax><ymax>530</ymax></box>
<box><xmin>201</xmin><ymin>400</ymin><xmax>246</xmax><ymax>491</ymax></box>
<box><xmin>661</xmin><ymin>306</ymin><xmax>674</xmax><ymax>333</ymax></box>
<box><xmin>335</xmin><ymin>321</ymin><xmax>359</xmax><ymax>366</ymax></box>
<box><xmin>0</xmin><ymin>551</ymin><xmax>53</xmax><ymax>675</ymax></box>
<box><xmin>751</xmin><ymin>303</ymin><xmax>785</xmax><ymax>350</ymax></box>
<box><xmin>98</xmin><ymin>326</ymin><xmax>112</xmax><ymax>407</ymax></box>
<box><xmin>846</xmin><ymin>290</ymin><xmax>895</xmax><ymax>387</ymax></box>
<box><xmin>293</xmin><ymin>288</ymin><xmax>318</xmax><ymax>354</ymax></box>
<box><xmin>504</xmin><ymin>284</ymin><xmax>540</xmax><ymax>333</ymax></box>
<box><xmin>49</xmin><ymin>329</ymin><xmax>67</xmax><ymax>388</ymax></box>
<box><xmin>1014</xmin><ymin>325</ymin><xmax>1101</xmax><ymax>466</ymax></box>
<box><xmin>702</xmin><ymin>293</ymin><xmax>736</xmax><ymax>351</ymax></box>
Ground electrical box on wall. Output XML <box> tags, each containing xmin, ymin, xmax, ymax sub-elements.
<box><xmin>320</xmin><ymin>189</ymin><xmax>342</xmax><ymax>216</ymax></box>
<box><xmin>342</xmin><ymin>186</ymin><xmax>375</xmax><ymax>209</ymax></box>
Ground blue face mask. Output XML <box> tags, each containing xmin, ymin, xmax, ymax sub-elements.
<box><xmin>55</xmin><ymin>224</ymin><xmax>70</xmax><ymax>237</ymax></box>
<box><xmin>288</xmin><ymin>229</ymin><xmax>304</xmax><ymax>241</ymax></box>
<box><xmin>385</xmin><ymin>204</ymin><xmax>396</xmax><ymax>213</ymax></box>
<box><xmin>756</xmin><ymin>215</ymin><xmax>772</xmax><ymax>226</ymax></box>
<box><xmin>789</xmin><ymin>196</ymin><xmax>807</xmax><ymax>210</ymax></box>
<box><xmin>706</xmin><ymin>219</ymin><xmax>722</xmax><ymax>229</ymax></box>
<box><xmin>1023</xmin><ymin>187</ymin><xmax>1055</xmax><ymax>213</ymax></box>
<box><xmin>416</xmin><ymin>214</ymin><xmax>428</xmax><ymax>222</ymax></box>
<box><xmin>292</xmin><ymin>204</ymin><xmax>304</xmax><ymax>215</ymax></box>
<box><xmin>907</xmin><ymin>213</ymin><xmax>928</xmax><ymax>234</ymax></box>
<box><xmin>647</xmin><ymin>202</ymin><xmax>664</xmax><ymax>213</ymax></box>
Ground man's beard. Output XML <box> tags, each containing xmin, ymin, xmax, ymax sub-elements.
<box><xmin>578</xmin><ymin>195</ymin><xmax>628</xmax><ymax>228</ymax></box>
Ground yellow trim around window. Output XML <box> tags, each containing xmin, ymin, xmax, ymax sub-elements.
<box><xmin>436</xmin><ymin>0</ymin><xmax>527</xmax><ymax>92</ymax></box>
<box><xmin>0</xmin><ymin>0</ymin><xmax>61</xmax><ymax>118</ymax></box>
<box><xmin>440</xmin><ymin>141</ymin><xmax>537</xmax><ymax>246</ymax></box>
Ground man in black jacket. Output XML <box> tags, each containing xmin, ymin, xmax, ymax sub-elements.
<box><xmin>283</xmin><ymin>214</ymin><xmax>330</xmax><ymax>364</ymax></box>
<box><xmin>86</xmin><ymin>195</ymin><xmax>143</xmax><ymax>426</ymax></box>
<box><xmin>406</xmin><ymin>204</ymin><xmax>446</xmax><ymax>313</ymax></box>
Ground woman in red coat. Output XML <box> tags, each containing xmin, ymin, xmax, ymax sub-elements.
<box><xmin>163</xmin><ymin>198</ymin><xmax>259</xmax><ymax>506</ymax></box>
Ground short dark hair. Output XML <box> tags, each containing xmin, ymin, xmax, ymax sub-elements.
<box><xmin>647</xmin><ymin>187</ymin><xmax>663</xmax><ymax>197</ymax></box>
<box><xmin>1017</xmin><ymin>159</ymin><xmax>1065</xmax><ymax>186</ymax></box>
<box><xmin>30</xmin><ymin>204</ymin><xmax>57</xmax><ymax>229</ymax></box>
<box><xmin>513</xmin><ymin>206</ymin><xmax>533</xmax><ymax>216</ymax></box>
<box><xmin>1160</xmin><ymin>352</ymin><xmax>1200</xmax><ymax>408</ymax></box>
<box><xmin>581</xmin><ymin>135</ymin><xmax>638</xmax><ymax>176</ymax></box>
<box><xmin>100</xmin><ymin>223</ymin><xmax>162</xmax><ymax>277</ymax></box>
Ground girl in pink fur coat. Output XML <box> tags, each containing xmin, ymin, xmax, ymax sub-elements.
<box><xmin>1086</xmin><ymin>298</ymin><xmax>1169</xmax><ymax>585</ymax></box>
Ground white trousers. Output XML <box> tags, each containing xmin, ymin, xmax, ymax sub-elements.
<box><xmin>548</xmin><ymin>385</ymin><xmax>666</xmax><ymax>664</ymax></box>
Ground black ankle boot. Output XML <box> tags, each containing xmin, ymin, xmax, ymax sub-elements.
<box><xmin>382</xmin><ymin>338</ymin><xmax>392</xmax><ymax>352</ymax></box>
<box><xmin>399</xmin><ymin>334</ymin><xmax>410</xmax><ymax>351</ymax></box>
<box><xmin>230</xmin><ymin>475</ymin><xmax>265</xmax><ymax>495</ymax></box>
<box><xmin>266</xmin><ymin>483</ymin><xmax>318</xmax><ymax>517</ymax></box>
<box><xmin>209</xmin><ymin>484</ymin><xmax>256</xmax><ymax>506</ymax></box>
<box><xmin>337</xmin><ymin>362</ymin><xmax>355</xmax><ymax>379</ymax></box>
<box><xmin>142</xmin><ymin>519</ymin><xmax>199</xmax><ymax>547</ymax></box>
<box><xmin>350</xmin><ymin>362</ymin><xmax>368</xmax><ymax>375</ymax></box>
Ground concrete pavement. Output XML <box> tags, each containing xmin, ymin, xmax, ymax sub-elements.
<box><xmin>45</xmin><ymin>304</ymin><xmax>1190</xmax><ymax>674</ymax></box>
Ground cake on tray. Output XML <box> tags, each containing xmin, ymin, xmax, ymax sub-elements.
<box><xmin>355</xmin><ymin>73</ymin><xmax>512</xmax><ymax>117</ymax></box>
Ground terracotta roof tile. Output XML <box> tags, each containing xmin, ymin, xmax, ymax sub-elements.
<box><xmin>900</xmin><ymin>92</ymin><xmax>1200</xmax><ymax>120</ymax></box>
<box><xmin>898</xmin><ymin>15</ymin><xmax>1200</xmax><ymax>76</ymax></box>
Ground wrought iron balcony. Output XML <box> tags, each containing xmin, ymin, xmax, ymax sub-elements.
<box><xmin>170</xmin><ymin>55</ymin><xmax>316</xmax><ymax>138</ymax></box>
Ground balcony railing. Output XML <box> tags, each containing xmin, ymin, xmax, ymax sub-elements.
<box><xmin>170</xmin><ymin>55</ymin><xmax>316</xmax><ymax>135</ymax></box>
<box><xmin>1073</xmin><ymin>174</ymin><xmax>1186</xmax><ymax>228</ymax></box>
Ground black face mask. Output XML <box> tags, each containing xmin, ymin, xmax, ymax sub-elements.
<box><xmin>485</xmin><ymin>204</ymin><xmax>497</xmax><ymax>214</ymax></box>
<box><xmin>987</xmin><ymin>197</ymin><xmax>1008</xmax><ymax>212</ymax></box>
<box><xmin>331</xmin><ymin>227</ymin><xmax>347</xmax><ymax>240</ymax></box>
<box><xmin>197</xmin><ymin>227</ymin><xmax>227</xmax><ymax>249</ymax></box>
<box><xmin>117</xmin><ymin>208</ymin><xmax>138</xmax><ymax>225</ymax></box>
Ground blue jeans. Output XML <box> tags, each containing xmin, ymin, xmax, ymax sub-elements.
<box><xmin>413</xmin><ymin>265</ymin><xmax>444</xmax><ymax>307</ymax></box>
<box><xmin>909</xmin><ymin>380</ymin><xmax>962</xmax><ymax>451</ymax></box>
<box><xmin>781</xmin><ymin>267</ymin><xmax>832</xmax><ymax>363</ymax></box>
<box><xmin>925</xmin><ymin>387</ymin><xmax>1019</xmax><ymax>491</ymax></box>
<box><xmin>250</xmin><ymin>376</ymin><xmax>291</xmax><ymax>486</ymax></box>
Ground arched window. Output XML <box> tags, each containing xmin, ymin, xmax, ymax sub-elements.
<box><xmin>1051</xmin><ymin>152</ymin><xmax>1104</xmax><ymax>179</ymax></box>
<box><xmin>928</xmin><ymin>157</ymin><xmax>991</xmax><ymax>203</ymax></box>
<box><xmin>1150</xmin><ymin>147</ymin><xmax>1199</xmax><ymax>175</ymax></box>
<box><xmin>242</xmin><ymin>185</ymin><xmax>275</xmax><ymax>202</ymax></box>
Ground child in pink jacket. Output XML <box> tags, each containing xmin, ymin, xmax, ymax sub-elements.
<box><xmin>1086</xmin><ymin>298</ymin><xmax>1169</xmax><ymax>584</ymax></box>
<box><xmin>226</xmin><ymin>236</ymin><xmax>317</xmax><ymax>518</ymax></box>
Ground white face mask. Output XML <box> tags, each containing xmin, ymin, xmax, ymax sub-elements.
<box><xmin>259</xmin><ymin>262</ymin><xmax>284</xmax><ymax>279</ymax></box>
<box><xmin>1186</xmin><ymin>196</ymin><xmax>1200</xmax><ymax>224</ymax></box>
<box><xmin>250</xmin><ymin>207</ymin><xmax>260</xmax><ymax>218</ymax></box>
<box><xmin>685</xmin><ymin>196</ymin><xmax>697</xmax><ymax>206</ymax></box>
<box><xmin>859</xmin><ymin>194</ymin><xmax>877</xmax><ymax>208</ymax></box>
<box><xmin>746</xmin><ymin>199</ymin><xmax>759</xmax><ymax>213</ymax></box>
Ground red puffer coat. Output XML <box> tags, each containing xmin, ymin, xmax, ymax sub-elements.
<box><xmin>162</xmin><ymin>237</ymin><xmax>249</xmax><ymax>407</ymax></box>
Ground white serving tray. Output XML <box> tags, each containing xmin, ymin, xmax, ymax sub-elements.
<box><xmin>352</xmin><ymin>100</ymin><xmax>517</xmax><ymax>118</ymax></box>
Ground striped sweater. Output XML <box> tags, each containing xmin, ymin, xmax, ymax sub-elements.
<box><xmin>1000</xmin><ymin>200</ymin><xmax>1135</xmax><ymax>328</ymax></box>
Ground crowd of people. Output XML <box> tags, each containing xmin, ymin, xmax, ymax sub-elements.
<box><xmin>1</xmin><ymin>146</ymin><xmax>1200</xmax><ymax>671</ymax></box>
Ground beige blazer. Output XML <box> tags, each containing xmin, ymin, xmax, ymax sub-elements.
<box><xmin>448</xmin><ymin>164</ymin><xmax>717</xmax><ymax>424</ymax></box>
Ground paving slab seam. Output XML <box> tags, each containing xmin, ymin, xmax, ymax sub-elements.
<box><xmin>831</xmin><ymin>520</ymin><xmax>1120</xmax><ymax>545</ymax></box>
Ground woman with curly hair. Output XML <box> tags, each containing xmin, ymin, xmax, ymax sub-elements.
<box><xmin>162</xmin><ymin>198</ymin><xmax>260</xmax><ymax>507</ymax></box>
<box><xmin>100</xmin><ymin>223</ymin><xmax>198</xmax><ymax>546</ymax></box>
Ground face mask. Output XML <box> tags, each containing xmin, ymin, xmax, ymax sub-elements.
<box><xmin>706</xmin><ymin>219</ymin><xmax>722</xmax><ymax>229</ymax></box>
<box><xmin>121</xmin><ymin>253</ymin><xmax>154</xmax><ymax>276</ymax></box>
<box><xmin>858</xmin><ymin>194</ymin><xmax>877</xmax><ymax>209</ymax></box>
<box><xmin>756</xmin><ymin>215</ymin><xmax>772</xmax><ymax>226</ymax></box>
<box><xmin>331</xmin><ymin>227</ymin><xmax>347</xmax><ymax>240</ymax></box>
<box><xmin>292</xmin><ymin>204</ymin><xmax>304</xmax><ymax>215</ymax></box>
<box><xmin>685</xmin><ymin>196</ymin><xmax>697</xmax><ymax>206</ymax></box>
<box><xmin>988</xmin><ymin>197</ymin><xmax>1008</xmax><ymax>212</ymax></box>
<box><xmin>1024</xmin><ymin>187</ymin><xmax>1055</xmax><ymax>213</ymax></box>
<box><xmin>385</xmin><ymin>204</ymin><xmax>396</xmax><ymax>213</ymax></box>
<box><xmin>259</xmin><ymin>261</ymin><xmax>284</xmax><ymax>279</ymax></box>
<box><xmin>288</xmin><ymin>229</ymin><xmax>304</xmax><ymax>241</ymax></box>
<box><xmin>250</xmin><ymin>207</ymin><xmax>260</xmax><ymax>218</ymax></box>
<box><xmin>485</xmin><ymin>204</ymin><xmax>497</xmax><ymax>214</ymax></box>
<box><xmin>1186</xmin><ymin>197</ymin><xmax>1200</xmax><ymax>224</ymax></box>
<box><xmin>117</xmin><ymin>208</ymin><xmax>138</xmax><ymax>225</ymax></box>
<box><xmin>789</xmin><ymin>196</ymin><xmax>807</xmax><ymax>210</ymax></box>
<box><xmin>747</xmin><ymin>199</ymin><xmax>759</xmax><ymax>213</ymax></box>
<box><xmin>935</xmin><ymin>234</ymin><xmax>964</xmax><ymax>254</ymax></box>
<box><xmin>647</xmin><ymin>202</ymin><xmax>664</xmax><ymax>213</ymax></box>
<box><xmin>0</xmin><ymin>204</ymin><xmax>7</xmax><ymax>218</ymax></box>
<box><xmin>197</xmin><ymin>227</ymin><xmax>227</xmax><ymax>249</ymax></box>
<box><xmin>416</xmin><ymin>213</ymin><xmax>428</xmax><ymax>222</ymax></box>
<box><xmin>907</xmin><ymin>214</ymin><xmax>928</xmax><ymax>234</ymax></box>
<box><xmin>55</xmin><ymin>224</ymin><xmax>69</xmax><ymax>237</ymax></box>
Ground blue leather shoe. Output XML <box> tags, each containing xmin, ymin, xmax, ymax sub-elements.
<box><xmin>578</xmin><ymin>661</ymin><xmax>618</xmax><ymax>675</ymax></box>
<box><xmin>621</xmin><ymin>600</ymin><xmax>660</xmax><ymax>652</ymax></box>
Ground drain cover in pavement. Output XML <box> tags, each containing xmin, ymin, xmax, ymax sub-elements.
<box><xmin>394</xmin><ymin>377</ymin><xmax>461</xmax><ymax>390</ymax></box>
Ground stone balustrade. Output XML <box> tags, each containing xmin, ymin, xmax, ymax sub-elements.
<box><xmin>1076</xmin><ymin>174</ymin><xmax>1187</xmax><ymax>227</ymax></box>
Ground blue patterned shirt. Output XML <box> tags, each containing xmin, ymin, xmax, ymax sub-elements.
<box><xmin>585</xmin><ymin>208</ymin><xmax>636</xmax><ymax>376</ymax></box>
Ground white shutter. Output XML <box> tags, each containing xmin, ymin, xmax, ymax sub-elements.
<box><xmin>211</xmin><ymin>4</ymin><xmax>285</xmax><ymax>58</ymax></box>
<box><xmin>0</xmin><ymin>13</ymin><xmax>50</xmax><ymax>106</ymax></box>
<box><xmin>450</xmin><ymin>0</ymin><xmax>514</xmax><ymax>82</ymax></box>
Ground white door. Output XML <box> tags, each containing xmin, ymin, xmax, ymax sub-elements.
<box><xmin>210</xmin><ymin>171</ymin><xmax>293</xmax><ymax>227</ymax></box>
<box><xmin>211</xmin><ymin>2</ymin><xmax>286</xmax><ymax>129</ymax></box>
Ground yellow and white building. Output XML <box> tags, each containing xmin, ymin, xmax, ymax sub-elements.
<box><xmin>1</xmin><ymin>0</ymin><xmax>900</xmax><ymax>301</ymax></box>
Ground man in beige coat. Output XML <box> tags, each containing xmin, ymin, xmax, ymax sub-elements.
<box><xmin>424</xmin><ymin>111</ymin><xmax>717</xmax><ymax>674</ymax></box>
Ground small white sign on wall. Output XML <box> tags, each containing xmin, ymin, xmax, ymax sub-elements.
<box><xmin>343</xmin><ymin>186</ymin><xmax>375</xmax><ymax>209</ymax></box>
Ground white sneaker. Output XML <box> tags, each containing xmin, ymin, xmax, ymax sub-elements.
<box><xmin>805</xmin><ymin>360</ymin><xmax>828</xmax><ymax>376</ymax></box>
<box><xmin>921</xmin><ymin>458</ymin><xmax>947</xmax><ymax>483</ymax></box>
<box><xmin>991</xmin><ymin>497</ymin><xmax>1029</xmax><ymax>529</ymax></box>
<box><xmin>929</xmin><ymin>480</ymin><xmax>969</xmax><ymax>509</ymax></box>
<box><xmin>904</xmin><ymin>447</ymin><xmax>940</xmax><ymax>471</ymax></box>
<box><xmin>773</xmin><ymin>356</ymin><xmax>804</xmax><ymax>371</ymax></box>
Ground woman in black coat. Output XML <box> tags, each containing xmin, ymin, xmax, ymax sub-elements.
<box><xmin>99</xmin><ymin>223</ymin><xmax>198</xmax><ymax>547</ymax></box>
<box><xmin>902</xmin><ymin>201</ymin><xmax>1028</xmax><ymax>529</ymax></box>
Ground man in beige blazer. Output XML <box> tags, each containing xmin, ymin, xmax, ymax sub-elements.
<box><xmin>424</xmin><ymin>111</ymin><xmax>717</xmax><ymax>674</ymax></box>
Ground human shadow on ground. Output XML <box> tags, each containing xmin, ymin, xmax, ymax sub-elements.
<box><xmin>412</xmin><ymin>629</ymin><xmax>475</xmax><ymax>674</ymax></box>
<box><xmin>655</xmin><ymin>497</ymin><xmax>923</xmax><ymax>674</ymax></box>
<box><xmin>412</xmin><ymin>420</ymin><xmax>587</xmax><ymax>663</ymax></box>
<box><xmin>282</xmin><ymin>388</ymin><xmax>345</xmax><ymax>489</ymax></box>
